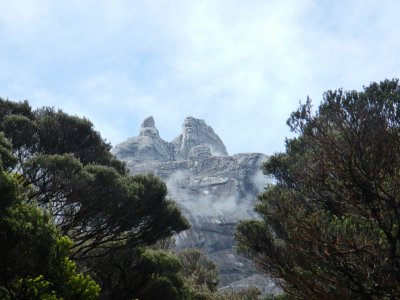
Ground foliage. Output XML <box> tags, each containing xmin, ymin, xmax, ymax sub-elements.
<box><xmin>0</xmin><ymin>143</ymin><xmax>99</xmax><ymax>299</ymax></box>
<box><xmin>178</xmin><ymin>248</ymin><xmax>219</xmax><ymax>292</ymax></box>
<box><xmin>0</xmin><ymin>98</ymin><xmax>191</xmax><ymax>298</ymax></box>
<box><xmin>3</xmin><ymin>237</ymin><xmax>100</xmax><ymax>300</ymax></box>
<box><xmin>263</xmin><ymin>293</ymin><xmax>293</xmax><ymax>300</ymax></box>
<box><xmin>216</xmin><ymin>286</ymin><xmax>261</xmax><ymax>300</ymax></box>
<box><xmin>0</xmin><ymin>133</ymin><xmax>19</xmax><ymax>211</ymax></box>
<box><xmin>85</xmin><ymin>246</ymin><xmax>186</xmax><ymax>299</ymax></box>
<box><xmin>0</xmin><ymin>132</ymin><xmax>17</xmax><ymax>170</ymax></box>
<box><xmin>137</xmin><ymin>249</ymin><xmax>186</xmax><ymax>300</ymax></box>
<box><xmin>0</xmin><ymin>202</ymin><xmax>57</xmax><ymax>287</ymax></box>
<box><xmin>22</xmin><ymin>153</ymin><xmax>189</xmax><ymax>259</ymax></box>
<box><xmin>0</xmin><ymin>98</ymin><xmax>190</xmax><ymax>260</ymax></box>
<box><xmin>236</xmin><ymin>79</ymin><xmax>400</xmax><ymax>299</ymax></box>
<box><xmin>1</xmin><ymin>98</ymin><xmax>271</xmax><ymax>299</ymax></box>
<box><xmin>0</xmin><ymin>101</ymin><xmax>124</xmax><ymax>173</ymax></box>
<box><xmin>86</xmin><ymin>246</ymin><xmax>225</xmax><ymax>299</ymax></box>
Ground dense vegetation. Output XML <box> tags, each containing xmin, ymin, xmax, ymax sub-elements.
<box><xmin>5</xmin><ymin>79</ymin><xmax>398</xmax><ymax>299</ymax></box>
<box><xmin>0</xmin><ymin>99</ymin><xmax>262</xmax><ymax>299</ymax></box>
<box><xmin>0</xmin><ymin>132</ymin><xmax>100</xmax><ymax>299</ymax></box>
<box><xmin>237</xmin><ymin>79</ymin><xmax>400</xmax><ymax>299</ymax></box>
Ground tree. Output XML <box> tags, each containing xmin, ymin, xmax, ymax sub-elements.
<box><xmin>0</xmin><ymin>102</ymin><xmax>126</xmax><ymax>174</ymax></box>
<box><xmin>85</xmin><ymin>247</ymin><xmax>187</xmax><ymax>300</ymax></box>
<box><xmin>177</xmin><ymin>249</ymin><xmax>219</xmax><ymax>292</ymax></box>
<box><xmin>0</xmin><ymin>132</ymin><xmax>18</xmax><ymax>210</ymax></box>
<box><xmin>23</xmin><ymin>154</ymin><xmax>189</xmax><ymax>259</ymax></box>
<box><xmin>0</xmin><ymin>99</ymin><xmax>190</xmax><ymax>259</ymax></box>
<box><xmin>236</xmin><ymin>79</ymin><xmax>400</xmax><ymax>299</ymax></box>
<box><xmin>0</xmin><ymin>135</ymin><xmax>100</xmax><ymax>299</ymax></box>
<box><xmin>0</xmin><ymin>98</ymin><xmax>191</xmax><ymax>297</ymax></box>
<box><xmin>216</xmin><ymin>286</ymin><xmax>261</xmax><ymax>300</ymax></box>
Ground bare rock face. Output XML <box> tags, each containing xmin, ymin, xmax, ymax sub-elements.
<box><xmin>114</xmin><ymin>116</ymin><xmax>175</xmax><ymax>162</ymax></box>
<box><xmin>113</xmin><ymin>116</ymin><xmax>272</xmax><ymax>289</ymax></box>
<box><xmin>175</xmin><ymin>116</ymin><xmax>228</xmax><ymax>159</ymax></box>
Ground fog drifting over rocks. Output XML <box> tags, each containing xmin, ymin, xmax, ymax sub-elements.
<box><xmin>113</xmin><ymin>116</ymin><xmax>277</xmax><ymax>291</ymax></box>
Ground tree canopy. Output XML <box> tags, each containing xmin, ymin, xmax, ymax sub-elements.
<box><xmin>0</xmin><ymin>99</ymin><xmax>191</xmax><ymax>298</ymax></box>
<box><xmin>0</xmin><ymin>133</ymin><xmax>100</xmax><ymax>299</ymax></box>
<box><xmin>0</xmin><ymin>99</ymin><xmax>190</xmax><ymax>260</ymax></box>
<box><xmin>236</xmin><ymin>79</ymin><xmax>400</xmax><ymax>299</ymax></box>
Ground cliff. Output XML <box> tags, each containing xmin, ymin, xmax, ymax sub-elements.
<box><xmin>113</xmin><ymin>116</ymin><xmax>277</xmax><ymax>291</ymax></box>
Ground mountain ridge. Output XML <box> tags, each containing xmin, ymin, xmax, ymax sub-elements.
<box><xmin>113</xmin><ymin>116</ymin><xmax>276</xmax><ymax>291</ymax></box>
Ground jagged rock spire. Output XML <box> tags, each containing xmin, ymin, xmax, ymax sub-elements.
<box><xmin>180</xmin><ymin>116</ymin><xmax>228</xmax><ymax>158</ymax></box>
<box><xmin>141</xmin><ymin>116</ymin><xmax>155</xmax><ymax>128</ymax></box>
<box><xmin>113</xmin><ymin>115</ymin><xmax>270</xmax><ymax>289</ymax></box>
<box><xmin>139</xmin><ymin>116</ymin><xmax>159</xmax><ymax>137</ymax></box>
<box><xmin>114</xmin><ymin>116</ymin><xmax>228</xmax><ymax>162</ymax></box>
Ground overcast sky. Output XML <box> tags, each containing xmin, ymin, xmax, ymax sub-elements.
<box><xmin>1</xmin><ymin>0</ymin><xmax>399</xmax><ymax>155</ymax></box>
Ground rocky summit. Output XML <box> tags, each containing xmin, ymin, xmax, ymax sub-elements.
<box><xmin>113</xmin><ymin>116</ymin><xmax>278</xmax><ymax>292</ymax></box>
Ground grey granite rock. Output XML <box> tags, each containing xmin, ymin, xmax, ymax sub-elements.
<box><xmin>113</xmin><ymin>116</ymin><xmax>273</xmax><ymax>290</ymax></box>
<box><xmin>114</xmin><ymin>116</ymin><xmax>175</xmax><ymax>163</ymax></box>
<box><xmin>178</xmin><ymin>116</ymin><xmax>228</xmax><ymax>159</ymax></box>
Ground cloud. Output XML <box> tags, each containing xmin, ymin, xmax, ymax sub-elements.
<box><xmin>164</xmin><ymin>168</ymin><xmax>265</xmax><ymax>223</ymax></box>
<box><xmin>1</xmin><ymin>0</ymin><xmax>400</xmax><ymax>155</ymax></box>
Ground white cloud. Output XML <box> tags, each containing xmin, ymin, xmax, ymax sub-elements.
<box><xmin>1</xmin><ymin>0</ymin><xmax>400</xmax><ymax>155</ymax></box>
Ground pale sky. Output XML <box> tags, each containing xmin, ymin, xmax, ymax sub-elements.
<box><xmin>1</xmin><ymin>0</ymin><xmax>399</xmax><ymax>155</ymax></box>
